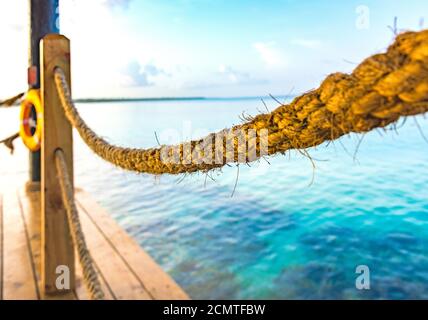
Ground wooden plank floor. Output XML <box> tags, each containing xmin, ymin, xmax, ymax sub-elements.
<box><xmin>0</xmin><ymin>187</ymin><xmax>189</xmax><ymax>300</ymax></box>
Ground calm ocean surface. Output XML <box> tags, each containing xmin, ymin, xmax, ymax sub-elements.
<box><xmin>1</xmin><ymin>98</ymin><xmax>428</xmax><ymax>299</ymax></box>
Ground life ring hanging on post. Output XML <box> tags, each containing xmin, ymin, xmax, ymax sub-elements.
<box><xmin>20</xmin><ymin>89</ymin><xmax>43</xmax><ymax>152</ymax></box>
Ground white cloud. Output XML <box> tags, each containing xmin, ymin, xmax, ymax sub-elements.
<box><xmin>253</xmin><ymin>42</ymin><xmax>284</xmax><ymax>67</ymax></box>
<box><xmin>218</xmin><ymin>65</ymin><xmax>249</xmax><ymax>83</ymax></box>
<box><xmin>103</xmin><ymin>0</ymin><xmax>133</xmax><ymax>9</ymax></box>
<box><xmin>178</xmin><ymin>64</ymin><xmax>267</xmax><ymax>90</ymax></box>
<box><xmin>120</xmin><ymin>60</ymin><xmax>167</xmax><ymax>87</ymax></box>
<box><xmin>291</xmin><ymin>38</ymin><xmax>322</xmax><ymax>49</ymax></box>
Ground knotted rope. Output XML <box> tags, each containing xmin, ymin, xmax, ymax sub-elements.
<box><xmin>55</xmin><ymin>30</ymin><xmax>428</xmax><ymax>175</ymax></box>
<box><xmin>55</xmin><ymin>149</ymin><xmax>105</xmax><ymax>300</ymax></box>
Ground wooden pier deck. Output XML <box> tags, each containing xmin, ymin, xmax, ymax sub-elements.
<box><xmin>0</xmin><ymin>187</ymin><xmax>189</xmax><ymax>300</ymax></box>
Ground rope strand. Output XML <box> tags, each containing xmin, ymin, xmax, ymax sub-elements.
<box><xmin>0</xmin><ymin>92</ymin><xmax>24</xmax><ymax>107</ymax></box>
<box><xmin>54</xmin><ymin>30</ymin><xmax>428</xmax><ymax>175</ymax></box>
<box><xmin>0</xmin><ymin>132</ymin><xmax>20</xmax><ymax>154</ymax></box>
<box><xmin>55</xmin><ymin>149</ymin><xmax>105</xmax><ymax>300</ymax></box>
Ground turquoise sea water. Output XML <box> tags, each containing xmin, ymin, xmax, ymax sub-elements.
<box><xmin>1</xmin><ymin>98</ymin><xmax>428</xmax><ymax>299</ymax></box>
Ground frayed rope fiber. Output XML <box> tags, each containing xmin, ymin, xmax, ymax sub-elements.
<box><xmin>55</xmin><ymin>30</ymin><xmax>428</xmax><ymax>175</ymax></box>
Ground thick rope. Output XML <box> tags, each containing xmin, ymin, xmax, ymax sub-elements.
<box><xmin>55</xmin><ymin>30</ymin><xmax>428</xmax><ymax>175</ymax></box>
<box><xmin>0</xmin><ymin>132</ymin><xmax>19</xmax><ymax>154</ymax></box>
<box><xmin>0</xmin><ymin>92</ymin><xmax>24</xmax><ymax>107</ymax></box>
<box><xmin>54</xmin><ymin>149</ymin><xmax>105</xmax><ymax>300</ymax></box>
<box><xmin>0</xmin><ymin>93</ymin><xmax>24</xmax><ymax>153</ymax></box>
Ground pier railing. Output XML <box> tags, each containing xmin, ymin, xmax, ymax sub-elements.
<box><xmin>1</xmin><ymin>29</ymin><xmax>428</xmax><ymax>300</ymax></box>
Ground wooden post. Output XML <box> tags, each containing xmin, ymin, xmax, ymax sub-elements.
<box><xmin>29</xmin><ymin>0</ymin><xmax>59</xmax><ymax>184</ymax></box>
<box><xmin>40</xmin><ymin>34</ymin><xmax>75</xmax><ymax>296</ymax></box>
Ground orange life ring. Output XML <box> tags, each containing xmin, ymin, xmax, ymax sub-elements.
<box><xmin>19</xmin><ymin>89</ymin><xmax>43</xmax><ymax>151</ymax></box>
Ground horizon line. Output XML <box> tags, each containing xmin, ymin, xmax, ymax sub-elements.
<box><xmin>73</xmin><ymin>94</ymin><xmax>295</xmax><ymax>104</ymax></box>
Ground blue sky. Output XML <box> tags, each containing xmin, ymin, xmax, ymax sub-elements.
<box><xmin>0</xmin><ymin>0</ymin><xmax>427</xmax><ymax>98</ymax></box>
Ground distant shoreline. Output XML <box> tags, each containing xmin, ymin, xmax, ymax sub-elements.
<box><xmin>74</xmin><ymin>95</ymin><xmax>293</xmax><ymax>104</ymax></box>
<box><xmin>74</xmin><ymin>97</ymin><xmax>206</xmax><ymax>103</ymax></box>
<box><xmin>0</xmin><ymin>95</ymin><xmax>294</xmax><ymax>107</ymax></box>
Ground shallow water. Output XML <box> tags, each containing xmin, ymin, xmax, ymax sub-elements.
<box><xmin>1</xmin><ymin>98</ymin><xmax>427</xmax><ymax>299</ymax></box>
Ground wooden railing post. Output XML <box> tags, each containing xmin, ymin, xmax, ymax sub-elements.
<box><xmin>40</xmin><ymin>34</ymin><xmax>75</xmax><ymax>296</ymax></box>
